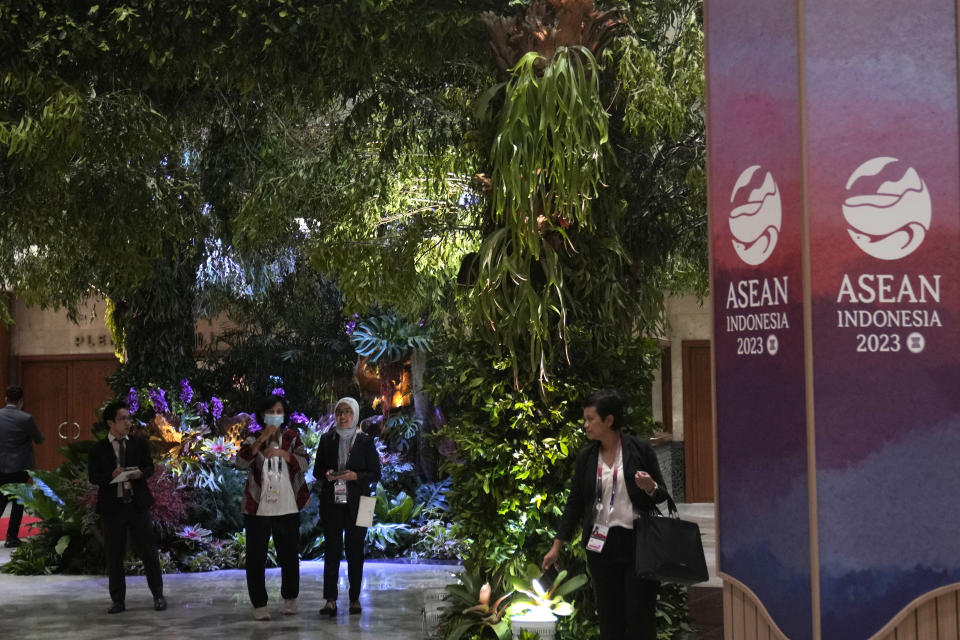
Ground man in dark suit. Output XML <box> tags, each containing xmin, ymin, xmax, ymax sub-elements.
<box><xmin>88</xmin><ymin>400</ymin><xmax>166</xmax><ymax>614</ymax></box>
<box><xmin>0</xmin><ymin>384</ymin><xmax>44</xmax><ymax>548</ymax></box>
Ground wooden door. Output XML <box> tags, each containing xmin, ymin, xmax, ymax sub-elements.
<box><xmin>70</xmin><ymin>358</ymin><xmax>117</xmax><ymax>442</ymax></box>
<box><xmin>683</xmin><ymin>340</ymin><xmax>715</xmax><ymax>502</ymax></box>
<box><xmin>20</xmin><ymin>360</ymin><xmax>71</xmax><ymax>471</ymax></box>
<box><xmin>18</xmin><ymin>356</ymin><xmax>118</xmax><ymax>471</ymax></box>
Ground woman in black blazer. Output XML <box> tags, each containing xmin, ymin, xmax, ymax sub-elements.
<box><xmin>313</xmin><ymin>396</ymin><xmax>381</xmax><ymax>617</ymax></box>
<box><xmin>541</xmin><ymin>389</ymin><xmax>668</xmax><ymax>640</ymax></box>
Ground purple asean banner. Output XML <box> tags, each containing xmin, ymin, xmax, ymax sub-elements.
<box><xmin>804</xmin><ymin>0</ymin><xmax>960</xmax><ymax>637</ymax></box>
<box><xmin>707</xmin><ymin>0</ymin><xmax>811</xmax><ymax>637</ymax></box>
<box><xmin>710</xmin><ymin>0</ymin><xmax>960</xmax><ymax>637</ymax></box>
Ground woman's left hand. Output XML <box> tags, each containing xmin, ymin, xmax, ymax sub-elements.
<box><xmin>635</xmin><ymin>470</ymin><xmax>656</xmax><ymax>493</ymax></box>
<box><xmin>338</xmin><ymin>470</ymin><xmax>358</xmax><ymax>482</ymax></box>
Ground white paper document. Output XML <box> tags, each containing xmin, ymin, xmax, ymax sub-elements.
<box><xmin>110</xmin><ymin>468</ymin><xmax>140</xmax><ymax>484</ymax></box>
<box><xmin>355</xmin><ymin>495</ymin><xmax>376</xmax><ymax>528</ymax></box>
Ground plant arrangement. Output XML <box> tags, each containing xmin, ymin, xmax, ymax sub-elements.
<box><xmin>438</xmin><ymin>564</ymin><xmax>588</xmax><ymax>640</ymax></box>
<box><xmin>506</xmin><ymin>564</ymin><xmax>587</xmax><ymax>620</ymax></box>
<box><xmin>1</xmin><ymin>374</ymin><xmax>463</xmax><ymax>575</ymax></box>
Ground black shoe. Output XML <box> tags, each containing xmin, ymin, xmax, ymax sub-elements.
<box><xmin>107</xmin><ymin>602</ymin><xmax>125</xmax><ymax>614</ymax></box>
<box><xmin>320</xmin><ymin>602</ymin><xmax>337</xmax><ymax>617</ymax></box>
<box><xmin>154</xmin><ymin>595</ymin><xmax>167</xmax><ymax>611</ymax></box>
<box><xmin>349</xmin><ymin>601</ymin><xmax>362</xmax><ymax>615</ymax></box>
<box><xmin>4</xmin><ymin>539</ymin><xmax>21</xmax><ymax>548</ymax></box>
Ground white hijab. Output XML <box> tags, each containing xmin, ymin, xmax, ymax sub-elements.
<box><xmin>335</xmin><ymin>397</ymin><xmax>360</xmax><ymax>470</ymax></box>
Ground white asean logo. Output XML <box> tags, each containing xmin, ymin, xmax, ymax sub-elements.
<box><xmin>843</xmin><ymin>157</ymin><xmax>931</xmax><ymax>261</ymax></box>
<box><xmin>729</xmin><ymin>165</ymin><xmax>782</xmax><ymax>265</ymax></box>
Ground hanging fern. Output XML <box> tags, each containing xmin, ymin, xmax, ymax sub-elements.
<box><xmin>473</xmin><ymin>46</ymin><xmax>616</xmax><ymax>383</ymax></box>
<box><xmin>488</xmin><ymin>46</ymin><xmax>609</xmax><ymax>257</ymax></box>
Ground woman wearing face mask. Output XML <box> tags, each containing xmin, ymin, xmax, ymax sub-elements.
<box><xmin>236</xmin><ymin>394</ymin><xmax>310</xmax><ymax>621</ymax></box>
<box><xmin>313</xmin><ymin>397</ymin><xmax>381</xmax><ymax>617</ymax></box>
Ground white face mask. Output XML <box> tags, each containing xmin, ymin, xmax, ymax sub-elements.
<box><xmin>263</xmin><ymin>414</ymin><xmax>284</xmax><ymax>427</ymax></box>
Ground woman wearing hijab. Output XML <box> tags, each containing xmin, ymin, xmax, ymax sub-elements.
<box><xmin>236</xmin><ymin>394</ymin><xmax>310</xmax><ymax>621</ymax></box>
<box><xmin>313</xmin><ymin>397</ymin><xmax>382</xmax><ymax>617</ymax></box>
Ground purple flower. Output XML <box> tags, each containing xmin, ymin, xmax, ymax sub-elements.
<box><xmin>149</xmin><ymin>388</ymin><xmax>169</xmax><ymax>414</ymax></box>
<box><xmin>126</xmin><ymin>387</ymin><xmax>139</xmax><ymax>414</ymax></box>
<box><xmin>290</xmin><ymin>412</ymin><xmax>309</xmax><ymax>425</ymax></box>
<box><xmin>210</xmin><ymin>397</ymin><xmax>223</xmax><ymax>422</ymax></box>
<box><xmin>195</xmin><ymin>401</ymin><xmax>209</xmax><ymax>415</ymax></box>
<box><xmin>345</xmin><ymin>313</ymin><xmax>359</xmax><ymax>336</ymax></box>
<box><xmin>178</xmin><ymin>379</ymin><xmax>194</xmax><ymax>404</ymax></box>
<box><xmin>248</xmin><ymin>414</ymin><xmax>262</xmax><ymax>433</ymax></box>
<box><xmin>176</xmin><ymin>523</ymin><xmax>212</xmax><ymax>542</ymax></box>
<box><xmin>271</xmin><ymin>387</ymin><xmax>286</xmax><ymax>397</ymax></box>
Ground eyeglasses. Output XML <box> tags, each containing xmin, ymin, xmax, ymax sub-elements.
<box><xmin>335</xmin><ymin>409</ymin><xmax>353</xmax><ymax>417</ymax></box>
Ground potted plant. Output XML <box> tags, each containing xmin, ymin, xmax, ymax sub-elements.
<box><xmin>506</xmin><ymin>565</ymin><xmax>588</xmax><ymax>640</ymax></box>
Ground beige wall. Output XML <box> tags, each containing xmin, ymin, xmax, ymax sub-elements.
<box><xmin>655</xmin><ymin>293</ymin><xmax>712</xmax><ymax>440</ymax></box>
<box><xmin>11</xmin><ymin>298</ymin><xmax>114</xmax><ymax>356</ymax></box>
<box><xmin>10</xmin><ymin>297</ymin><xmax>235</xmax><ymax>357</ymax></box>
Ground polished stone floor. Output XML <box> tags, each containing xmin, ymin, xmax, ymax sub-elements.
<box><xmin>0</xmin><ymin>503</ymin><xmax>719</xmax><ymax>639</ymax></box>
<box><xmin>0</xmin><ymin>551</ymin><xmax>460</xmax><ymax>640</ymax></box>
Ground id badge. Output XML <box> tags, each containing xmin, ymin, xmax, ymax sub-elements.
<box><xmin>334</xmin><ymin>478</ymin><xmax>348</xmax><ymax>504</ymax></box>
<box><xmin>586</xmin><ymin>524</ymin><xmax>609</xmax><ymax>553</ymax></box>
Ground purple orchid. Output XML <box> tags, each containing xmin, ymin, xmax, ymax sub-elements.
<box><xmin>210</xmin><ymin>397</ymin><xmax>223</xmax><ymax>422</ymax></box>
<box><xmin>126</xmin><ymin>387</ymin><xmax>139</xmax><ymax>413</ymax></box>
<box><xmin>178</xmin><ymin>379</ymin><xmax>194</xmax><ymax>404</ymax></box>
<box><xmin>149</xmin><ymin>388</ymin><xmax>169</xmax><ymax>414</ymax></box>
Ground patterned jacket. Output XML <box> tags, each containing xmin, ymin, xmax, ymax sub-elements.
<box><xmin>236</xmin><ymin>427</ymin><xmax>310</xmax><ymax>516</ymax></box>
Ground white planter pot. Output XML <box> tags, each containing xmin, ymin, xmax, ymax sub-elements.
<box><xmin>421</xmin><ymin>588</ymin><xmax>450</xmax><ymax>638</ymax></box>
<box><xmin>511</xmin><ymin>613</ymin><xmax>558</xmax><ymax>640</ymax></box>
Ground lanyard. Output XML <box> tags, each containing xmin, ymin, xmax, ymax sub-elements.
<box><xmin>595</xmin><ymin>442</ymin><xmax>622</xmax><ymax>519</ymax></box>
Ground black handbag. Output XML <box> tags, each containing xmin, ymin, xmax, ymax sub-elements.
<box><xmin>634</xmin><ymin>493</ymin><xmax>709</xmax><ymax>585</ymax></box>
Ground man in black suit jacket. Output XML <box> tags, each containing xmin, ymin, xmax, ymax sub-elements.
<box><xmin>0</xmin><ymin>385</ymin><xmax>45</xmax><ymax>547</ymax></box>
<box><xmin>88</xmin><ymin>400</ymin><xmax>166</xmax><ymax>614</ymax></box>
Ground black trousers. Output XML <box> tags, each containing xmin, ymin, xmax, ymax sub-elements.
<box><xmin>586</xmin><ymin>525</ymin><xmax>659</xmax><ymax>640</ymax></box>
<box><xmin>102</xmin><ymin>505</ymin><xmax>164</xmax><ymax>603</ymax></box>
<box><xmin>322</xmin><ymin>502</ymin><xmax>367</xmax><ymax>602</ymax></box>
<box><xmin>0</xmin><ymin>470</ymin><xmax>28</xmax><ymax>542</ymax></box>
<box><xmin>244</xmin><ymin>513</ymin><xmax>300</xmax><ymax>608</ymax></box>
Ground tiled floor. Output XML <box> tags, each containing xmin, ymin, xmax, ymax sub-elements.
<box><xmin>1</xmin><ymin>503</ymin><xmax>722</xmax><ymax>639</ymax></box>
<box><xmin>0</xmin><ymin>551</ymin><xmax>460</xmax><ymax>640</ymax></box>
<box><xmin>676</xmin><ymin>503</ymin><xmax>723</xmax><ymax>638</ymax></box>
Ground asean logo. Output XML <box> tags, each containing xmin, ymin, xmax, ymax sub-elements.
<box><xmin>843</xmin><ymin>157</ymin><xmax>931</xmax><ymax>261</ymax></box>
<box><xmin>729</xmin><ymin>166</ymin><xmax>782</xmax><ymax>266</ymax></box>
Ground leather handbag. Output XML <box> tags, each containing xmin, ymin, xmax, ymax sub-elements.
<box><xmin>634</xmin><ymin>493</ymin><xmax>709</xmax><ymax>585</ymax></box>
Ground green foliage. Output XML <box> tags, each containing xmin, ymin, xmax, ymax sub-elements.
<box><xmin>656</xmin><ymin>583</ymin><xmax>694</xmax><ymax>639</ymax></box>
<box><xmin>487</xmin><ymin>47</ymin><xmax>608</xmax><ymax>252</ymax></box>
<box><xmin>186</xmin><ymin>464</ymin><xmax>246</xmax><ymax>539</ymax></box>
<box><xmin>430</xmin><ymin>331</ymin><xmax>656</xmax><ymax>577</ymax></box>
<box><xmin>108</xmin><ymin>247</ymin><xmax>200</xmax><ymax>391</ymax></box>
<box><xmin>507</xmin><ymin>564</ymin><xmax>588</xmax><ymax>618</ymax></box>
<box><xmin>440</xmin><ymin>571</ymin><xmax>513</xmax><ymax>640</ymax></box>
<box><xmin>1</xmin><ymin>536</ymin><xmax>56</xmax><ymax>575</ymax></box>
<box><xmin>197</xmin><ymin>262</ymin><xmax>353</xmax><ymax>416</ymax></box>
<box><xmin>382</xmin><ymin>413</ymin><xmax>423</xmax><ymax>451</ymax></box>
<box><xmin>365</xmin><ymin>482</ymin><xmax>426</xmax><ymax>556</ymax></box>
<box><xmin>409</xmin><ymin>518</ymin><xmax>467</xmax><ymax>561</ymax></box>
<box><xmin>350</xmin><ymin>313</ymin><xmax>433</xmax><ymax>364</ymax></box>
<box><xmin>0</xmin><ymin>469</ymin><xmax>102</xmax><ymax>574</ymax></box>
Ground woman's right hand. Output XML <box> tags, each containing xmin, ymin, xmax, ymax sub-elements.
<box><xmin>541</xmin><ymin>541</ymin><xmax>562</xmax><ymax>571</ymax></box>
<box><xmin>259</xmin><ymin>425</ymin><xmax>278</xmax><ymax>442</ymax></box>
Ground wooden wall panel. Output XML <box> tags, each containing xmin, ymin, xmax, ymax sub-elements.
<box><xmin>917</xmin><ymin>600</ymin><xmax>938</xmax><ymax>640</ymax></box>
<box><xmin>722</xmin><ymin>580</ymin><xmax>789</xmax><ymax>640</ymax></box>
<box><xmin>896</xmin><ymin>612</ymin><xmax>918</xmax><ymax>640</ymax></box>
<box><xmin>937</xmin><ymin>593</ymin><xmax>959</xmax><ymax>640</ymax></box>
